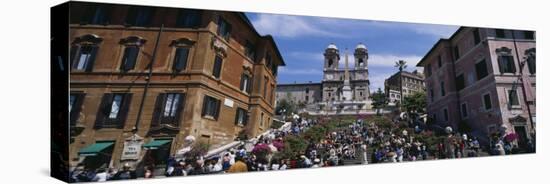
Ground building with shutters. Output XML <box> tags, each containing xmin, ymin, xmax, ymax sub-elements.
<box><xmin>417</xmin><ymin>27</ymin><xmax>536</xmax><ymax>147</ymax></box>
<box><xmin>383</xmin><ymin>70</ymin><xmax>425</xmax><ymax>105</ymax></box>
<box><xmin>68</xmin><ymin>2</ymin><xmax>285</xmax><ymax>171</ymax></box>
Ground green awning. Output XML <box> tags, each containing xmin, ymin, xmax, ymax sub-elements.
<box><xmin>78</xmin><ymin>142</ymin><xmax>114</xmax><ymax>156</ymax></box>
<box><xmin>143</xmin><ymin>139</ymin><xmax>171</xmax><ymax>149</ymax></box>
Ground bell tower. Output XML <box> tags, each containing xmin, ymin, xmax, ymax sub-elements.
<box><xmin>324</xmin><ymin>43</ymin><xmax>340</xmax><ymax>70</ymax></box>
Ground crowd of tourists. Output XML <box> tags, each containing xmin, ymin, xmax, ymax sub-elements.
<box><xmin>69</xmin><ymin>115</ymin><xmax>535</xmax><ymax>182</ymax></box>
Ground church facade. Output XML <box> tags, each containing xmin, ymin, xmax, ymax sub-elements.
<box><xmin>276</xmin><ymin>43</ymin><xmax>373</xmax><ymax>114</ymax></box>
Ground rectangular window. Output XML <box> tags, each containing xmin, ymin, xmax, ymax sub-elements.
<box><xmin>455</xmin><ymin>74</ymin><xmax>465</xmax><ymax>91</ymax></box>
<box><xmin>496</xmin><ymin>29</ymin><xmax>506</xmax><ymax>38</ymax></box>
<box><xmin>483</xmin><ymin>93</ymin><xmax>492</xmax><ymax>110</ymax></box>
<box><xmin>437</xmin><ymin>55</ymin><xmax>442</xmax><ymax>68</ymax></box>
<box><xmin>475</xmin><ymin>59</ymin><xmax>489</xmax><ymax>80</ymax></box>
<box><xmin>473</xmin><ymin>28</ymin><xmax>481</xmax><ymax>45</ymax></box>
<box><xmin>72</xmin><ymin>45</ymin><xmax>98</xmax><ymax>71</ymax></box>
<box><xmin>201</xmin><ymin>95</ymin><xmax>220</xmax><ymax>120</ymax></box>
<box><xmin>125</xmin><ymin>6</ymin><xmax>155</xmax><ymax>27</ymax></box>
<box><xmin>524</xmin><ymin>31</ymin><xmax>535</xmax><ymax>40</ymax></box>
<box><xmin>245</xmin><ymin>41</ymin><xmax>256</xmax><ymax>61</ymax></box>
<box><xmin>305</xmin><ymin>95</ymin><xmax>309</xmax><ymax>102</ymax></box>
<box><xmin>498</xmin><ymin>55</ymin><xmax>516</xmax><ymax>73</ymax></box>
<box><xmin>240</xmin><ymin>74</ymin><xmax>251</xmax><ymax>93</ymax></box>
<box><xmin>426</xmin><ymin>64</ymin><xmax>432</xmax><ymax>77</ymax></box>
<box><xmin>508</xmin><ymin>89</ymin><xmax>520</xmax><ymax>106</ymax></box>
<box><xmin>163</xmin><ymin>93</ymin><xmax>182</xmax><ymax>117</ymax></box>
<box><xmin>217</xmin><ymin>17</ymin><xmax>232</xmax><ymax>40</ymax></box>
<box><xmin>176</xmin><ymin>9</ymin><xmax>201</xmax><ymax>28</ymax></box>
<box><xmin>70</xmin><ymin>93</ymin><xmax>86</xmax><ymax>125</ymax></box>
<box><xmin>263</xmin><ymin>77</ymin><xmax>269</xmax><ymax>98</ymax></box>
<box><xmin>443</xmin><ymin>108</ymin><xmax>449</xmax><ymax>122</ymax></box>
<box><xmin>95</xmin><ymin>93</ymin><xmax>132</xmax><ymax>128</ymax></box>
<box><xmin>212</xmin><ymin>55</ymin><xmax>223</xmax><ymax>78</ymax></box>
<box><xmin>121</xmin><ymin>46</ymin><xmax>139</xmax><ymax>71</ymax></box>
<box><xmin>173</xmin><ymin>47</ymin><xmax>189</xmax><ymax>71</ymax></box>
<box><xmin>80</xmin><ymin>5</ymin><xmax>111</xmax><ymax>25</ymax></box>
<box><xmin>440</xmin><ymin>81</ymin><xmax>446</xmax><ymax>97</ymax></box>
<box><xmin>235</xmin><ymin>108</ymin><xmax>247</xmax><ymax>126</ymax></box>
<box><xmin>270</xmin><ymin>84</ymin><xmax>275</xmax><ymax>103</ymax></box>
<box><xmin>260</xmin><ymin>113</ymin><xmax>264</xmax><ymax>127</ymax></box>
<box><xmin>461</xmin><ymin>103</ymin><xmax>468</xmax><ymax>118</ymax></box>
<box><xmin>454</xmin><ymin>46</ymin><xmax>460</xmax><ymax>61</ymax></box>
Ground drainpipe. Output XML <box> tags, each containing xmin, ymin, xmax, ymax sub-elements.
<box><xmin>134</xmin><ymin>24</ymin><xmax>164</xmax><ymax>133</ymax></box>
<box><xmin>511</xmin><ymin>30</ymin><xmax>535</xmax><ymax>135</ymax></box>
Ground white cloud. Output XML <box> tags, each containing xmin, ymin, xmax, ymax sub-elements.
<box><xmin>251</xmin><ymin>14</ymin><xmax>343</xmax><ymax>38</ymax></box>
<box><xmin>250</xmin><ymin>14</ymin><xmax>459</xmax><ymax>39</ymax></box>
<box><xmin>369</xmin><ymin>54</ymin><xmax>423</xmax><ymax>68</ymax></box>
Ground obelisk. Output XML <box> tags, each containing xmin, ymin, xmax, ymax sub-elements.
<box><xmin>341</xmin><ymin>48</ymin><xmax>352</xmax><ymax>101</ymax></box>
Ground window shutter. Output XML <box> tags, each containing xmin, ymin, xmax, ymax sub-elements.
<box><xmin>70</xmin><ymin>93</ymin><xmax>86</xmax><ymax>125</ymax></box>
<box><xmin>116</xmin><ymin>93</ymin><xmax>133</xmax><ymax>129</ymax></box>
<box><xmin>213</xmin><ymin>99</ymin><xmax>220</xmax><ymax>120</ymax></box>
<box><xmin>173</xmin><ymin>48</ymin><xmax>189</xmax><ymax>71</ymax></box>
<box><xmin>85</xmin><ymin>46</ymin><xmax>99</xmax><ymax>72</ymax></box>
<box><xmin>69</xmin><ymin>45</ymin><xmax>80</xmax><ymax>69</ymax></box>
<box><xmin>94</xmin><ymin>93</ymin><xmax>112</xmax><ymax>129</ymax></box>
<box><xmin>151</xmin><ymin>93</ymin><xmax>166</xmax><ymax>127</ymax></box>
<box><xmin>121</xmin><ymin>47</ymin><xmax>138</xmax><ymax>71</ymax></box>
<box><xmin>201</xmin><ymin>96</ymin><xmax>208</xmax><ymax>116</ymax></box>
<box><xmin>234</xmin><ymin>108</ymin><xmax>240</xmax><ymax>125</ymax></box>
<box><xmin>497</xmin><ymin>57</ymin><xmax>505</xmax><ymax>73</ymax></box>
<box><xmin>173</xmin><ymin>93</ymin><xmax>186</xmax><ymax>127</ymax></box>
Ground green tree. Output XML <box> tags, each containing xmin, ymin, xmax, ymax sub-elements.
<box><xmin>402</xmin><ymin>91</ymin><xmax>427</xmax><ymax>114</ymax></box>
<box><xmin>402</xmin><ymin>91</ymin><xmax>427</xmax><ymax>125</ymax></box>
<box><xmin>275</xmin><ymin>99</ymin><xmax>295</xmax><ymax>116</ymax></box>
<box><xmin>370</xmin><ymin>88</ymin><xmax>387</xmax><ymax>115</ymax></box>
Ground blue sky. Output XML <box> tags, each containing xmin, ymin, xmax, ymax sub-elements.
<box><xmin>246</xmin><ymin>13</ymin><xmax>459</xmax><ymax>92</ymax></box>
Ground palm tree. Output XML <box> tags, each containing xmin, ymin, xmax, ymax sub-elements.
<box><xmin>394</xmin><ymin>60</ymin><xmax>407</xmax><ymax>106</ymax></box>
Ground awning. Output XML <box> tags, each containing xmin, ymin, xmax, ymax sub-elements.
<box><xmin>78</xmin><ymin>142</ymin><xmax>114</xmax><ymax>156</ymax></box>
<box><xmin>143</xmin><ymin>139</ymin><xmax>171</xmax><ymax>150</ymax></box>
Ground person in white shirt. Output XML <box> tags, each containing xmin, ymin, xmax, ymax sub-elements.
<box><xmin>91</xmin><ymin>168</ymin><xmax>109</xmax><ymax>182</ymax></box>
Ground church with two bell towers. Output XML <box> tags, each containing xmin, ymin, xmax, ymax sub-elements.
<box><xmin>321</xmin><ymin>43</ymin><xmax>371</xmax><ymax>103</ymax></box>
<box><xmin>275</xmin><ymin>42</ymin><xmax>373</xmax><ymax>114</ymax></box>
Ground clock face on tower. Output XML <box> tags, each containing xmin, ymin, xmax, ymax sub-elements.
<box><xmin>326</xmin><ymin>74</ymin><xmax>334</xmax><ymax>80</ymax></box>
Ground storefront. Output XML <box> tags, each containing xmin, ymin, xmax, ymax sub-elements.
<box><xmin>77</xmin><ymin>141</ymin><xmax>115</xmax><ymax>170</ymax></box>
<box><xmin>142</xmin><ymin>138</ymin><xmax>173</xmax><ymax>176</ymax></box>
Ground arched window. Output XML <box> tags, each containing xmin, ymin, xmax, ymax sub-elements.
<box><xmin>119</xmin><ymin>36</ymin><xmax>147</xmax><ymax>71</ymax></box>
<box><xmin>328</xmin><ymin>59</ymin><xmax>334</xmax><ymax>67</ymax></box>
<box><xmin>70</xmin><ymin>34</ymin><xmax>103</xmax><ymax>72</ymax></box>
